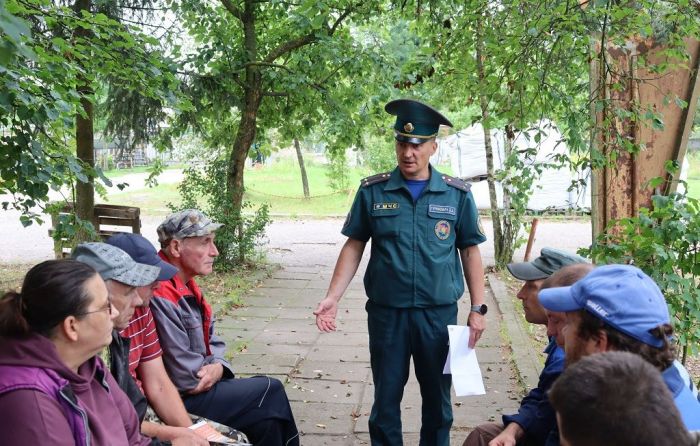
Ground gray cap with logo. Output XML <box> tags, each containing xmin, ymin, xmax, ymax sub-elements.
<box><xmin>507</xmin><ymin>247</ymin><xmax>588</xmax><ymax>281</ymax></box>
<box><xmin>157</xmin><ymin>209</ymin><xmax>223</xmax><ymax>245</ymax></box>
<box><xmin>72</xmin><ymin>242</ymin><xmax>161</xmax><ymax>287</ymax></box>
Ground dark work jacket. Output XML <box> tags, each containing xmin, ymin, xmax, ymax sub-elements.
<box><xmin>109</xmin><ymin>331</ymin><xmax>169</xmax><ymax>446</ymax></box>
<box><xmin>110</xmin><ymin>331</ymin><xmax>148</xmax><ymax>422</ymax></box>
<box><xmin>502</xmin><ymin>338</ymin><xmax>564</xmax><ymax>446</ymax></box>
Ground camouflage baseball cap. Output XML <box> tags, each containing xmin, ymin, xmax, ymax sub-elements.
<box><xmin>72</xmin><ymin>242</ymin><xmax>161</xmax><ymax>287</ymax></box>
<box><xmin>157</xmin><ymin>209</ymin><xmax>223</xmax><ymax>244</ymax></box>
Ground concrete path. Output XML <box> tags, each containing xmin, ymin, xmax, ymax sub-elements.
<box><xmin>214</xmin><ymin>218</ymin><xmax>592</xmax><ymax>445</ymax></box>
<box><xmin>0</xmin><ymin>212</ymin><xmax>589</xmax><ymax>444</ymax></box>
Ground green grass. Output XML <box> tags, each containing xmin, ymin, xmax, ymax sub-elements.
<box><xmin>101</xmin><ymin>153</ymin><xmax>700</xmax><ymax>216</ymax></box>
<box><xmin>106</xmin><ymin>182</ymin><xmax>182</xmax><ymax>215</ymax></box>
<box><xmin>688</xmin><ymin>178</ymin><xmax>700</xmax><ymax>199</ymax></box>
<box><xmin>243</xmin><ymin>159</ymin><xmax>366</xmax><ymax>216</ymax></box>
<box><xmin>687</xmin><ymin>152</ymin><xmax>700</xmax><ymax>200</ymax></box>
<box><xmin>106</xmin><ymin>157</ymin><xmax>374</xmax><ymax>217</ymax></box>
<box><xmin>102</xmin><ymin>164</ymin><xmax>185</xmax><ymax>179</ymax></box>
<box><xmin>103</xmin><ymin>165</ymin><xmax>153</xmax><ymax>178</ymax></box>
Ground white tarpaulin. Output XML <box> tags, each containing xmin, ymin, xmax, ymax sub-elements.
<box><xmin>436</xmin><ymin>120</ymin><xmax>591</xmax><ymax>211</ymax></box>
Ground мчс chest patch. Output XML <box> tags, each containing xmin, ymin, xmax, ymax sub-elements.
<box><xmin>428</xmin><ymin>204</ymin><xmax>456</xmax><ymax>216</ymax></box>
<box><xmin>434</xmin><ymin>220</ymin><xmax>451</xmax><ymax>240</ymax></box>
<box><xmin>373</xmin><ymin>202</ymin><xmax>399</xmax><ymax>211</ymax></box>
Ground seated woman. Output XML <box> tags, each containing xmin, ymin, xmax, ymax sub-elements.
<box><xmin>0</xmin><ymin>259</ymin><xmax>153</xmax><ymax>445</ymax></box>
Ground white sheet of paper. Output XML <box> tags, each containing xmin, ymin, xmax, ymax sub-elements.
<box><xmin>443</xmin><ymin>325</ymin><xmax>486</xmax><ymax>396</ymax></box>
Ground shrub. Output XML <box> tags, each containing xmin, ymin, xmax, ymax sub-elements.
<box><xmin>170</xmin><ymin>159</ymin><xmax>270</xmax><ymax>270</ymax></box>
<box><xmin>584</xmin><ymin>185</ymin><xmax>700</xmax><ymax>362</ymax></box>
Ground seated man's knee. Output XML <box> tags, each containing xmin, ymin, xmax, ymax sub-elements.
<box><xmin>269</xmin><ymin>376</ymin><xmax>284</xmax><ymax>390</ymax></box>
<box><xmin>267</xmin><ymin>377</ymin><xmax>289</xmax><ymax>398</ymax></box>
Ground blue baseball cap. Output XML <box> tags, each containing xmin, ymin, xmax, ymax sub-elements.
<box><xmin>538</xmin><ymin>264</ymin><xmax>670</xmax><ymax>348</ymax></box>
<box><xmin>105</xmin><ymin>233</ymin><xmax>178</xmax><ymax>282</ymax></box>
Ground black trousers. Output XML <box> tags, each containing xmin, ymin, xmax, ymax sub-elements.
<box><xmin>184</xmin><ymin>375</ymin><xmax>299</xmax><ymax>446</ymax></box>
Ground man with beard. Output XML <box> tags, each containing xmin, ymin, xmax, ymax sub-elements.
<box><xmin>463</xmin><ymin>251</ymin><xmax>589</xmax><ymax>446</ymax></box>
<box><xmin>539</xmin><ymin>264</ymin><xmax>700</xmax><ymax>430</ymax></box>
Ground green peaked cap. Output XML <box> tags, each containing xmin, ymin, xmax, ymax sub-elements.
<box><xmin>385</xmin><ymin>99</ymin><xmax>453</xmax><ymax>144</ymax></box>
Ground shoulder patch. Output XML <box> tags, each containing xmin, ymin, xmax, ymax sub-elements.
<box><xmin>441</xmin><ymin>174</ymin><xmax>472</xmax><ymax>192</ymax></box>
<box><xmin>361</xmin><ymin>172</ymin><xmax>391</xmax><ymax>187</ymax></box>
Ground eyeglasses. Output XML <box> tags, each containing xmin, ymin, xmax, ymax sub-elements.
<box><xmin>77</xmin><ymin>296</ymin><xmax>114</xmax><ymax>316</ymax></box>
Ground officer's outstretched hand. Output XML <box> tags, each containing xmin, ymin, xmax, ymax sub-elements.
<box><xmin>314</xmin><ymin>297</ymin><xmax>338</xmax><ymax>332</ymax></box>
<box><xmin>467</xmin><ymin>312</ymin><xmax>486</xmax><ymax>348</ymax></box>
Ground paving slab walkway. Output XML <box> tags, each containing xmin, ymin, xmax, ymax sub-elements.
<box><xmin>211</xmin><ymin>218</ymin><xmax>594</xmax><ymax>445</ymax></box>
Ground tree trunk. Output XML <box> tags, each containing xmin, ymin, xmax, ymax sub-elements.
<box><xmin>294</xmin><ymin>138</ymin><xmax>310</xmax><ymax>199</ymax></box>
<box><xmin>74</xmin><ymin>0</ymin><xmax>95</xmax><ymax>242</ymax></box>
<box><xmin>227</xmin><ymin>82</ymin><xmax>261</xmax><ymax>263</ymax></box>
<box><xmin>475</xmin><ymin>18</ymin><xmax>505</xmax><ymax>268</ymax></box>
<box><xmin>498</xmin><ymin>124</ymin><xmax>516</xmax><ymax>267</ymax></box>
<box><xmin>226</xmin><ymin>0</ymin><xmax>262</xmax><ymax>263</ymax></box>
<box><xmin>221</xmin><ymin>0</ymin><xmax>350</xmax><ymax>261</ymax></box>
<box><xmin>227</xmin><ymin>84</ymin><xmax>261</xmax><ymax>221</ymax></box>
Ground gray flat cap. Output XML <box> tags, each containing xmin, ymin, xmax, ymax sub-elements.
<box><xmin>72</xmin><ymin>242</ymin><xmax>160</xmax><ymax>287</ymax></box>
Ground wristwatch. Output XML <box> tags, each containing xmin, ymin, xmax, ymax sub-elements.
<box><xmin>470</xmin><ymin>304</ymin><xmax>488</xmax><ymax>315</ymax></box>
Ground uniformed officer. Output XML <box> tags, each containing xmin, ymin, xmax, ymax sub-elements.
<box><xmin>314</xmin><ymin>99</ymin><xmax>487</xmax><ymax>446</ymax></box>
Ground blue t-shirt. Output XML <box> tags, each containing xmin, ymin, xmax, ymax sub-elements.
<box><xmin>405</xmin><ymin>179</ymin><xmax>429</xmax><ymax>202</ymax></box>
<box><xmin>663</xmin><ymin>363</ymin><xmax>700</xmax><ymax>430</ymax></box>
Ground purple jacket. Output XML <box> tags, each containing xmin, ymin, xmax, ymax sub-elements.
<box><xmin>0</xmin><ymin>333</ymin><xmax>150</xmax><ymax>445</ymax></box>
<box><xmin>0</xmin><ymin>365</ymin><xmax>90</xmax><ymax>445</ymax></box>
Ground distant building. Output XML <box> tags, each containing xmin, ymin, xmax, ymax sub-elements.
<box><xmin>93</xmin><ymin>136</ymin><xmax>175</xmax><ymax>169</ymax></box>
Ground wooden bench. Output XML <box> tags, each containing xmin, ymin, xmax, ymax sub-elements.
<box><xmin>49</xmin><ymin>203</ymin><xmax>141</xmax><ymax>258</ymax></box>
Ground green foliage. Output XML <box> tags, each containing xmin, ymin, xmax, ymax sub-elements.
<box><xmin>171</xmin><ymin>159</ymin><xmax>271</xmax><ymax>269</ymax></box>
<box><xmin>361</xmin><ymin>132</ymin><xmax>397</xmax><ymax>173</ymax></box>
<box><xmin>170</xmin><ymin>0</ymin><xmax>399</xmax><ymax>231</ymax></box>
<box><xmin>392</xmin><ymin>0</ymin><xmax>699</xmax><ymax>267</ymax></box>
<box><xmin>0</xmin><ymin>0</ymin><xmax>178</xmax><ymax>234</ymax></box>
<box><xmin>48</xmin><ymin>212</ymin><xmax>99</xmax><ymax>252</ymax></box>
<box><xmin>584</xmin><ymin>182</ymin><xmax>700</xmax><ymax>361</ymax></box>
<box><xmin>325</xmin><ymin>148</ymin><xmax>350</xmax><ymax>193</ymax></box>
<box><xmin>493</xmin><ymin>128</ymin><xmax>553</xmax><ymax>267</ymax></box>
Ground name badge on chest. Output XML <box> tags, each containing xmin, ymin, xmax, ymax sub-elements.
<box><xmin>373</xmin><ymin>203</ymin><xmax>399</xmax><ymax>210</ymax></box>
<box><xmin>428</xmin><ymin>204</ymin><xmax>456</xmax><ymax>216</ymax></box>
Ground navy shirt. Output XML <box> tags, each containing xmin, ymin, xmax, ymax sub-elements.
<box><xmin>342</xmin><ymin>165</ymin><xmax>486</xmax><ymax>308</ymax></box>
<box><xmin>502</xmin><ymin>338</ymin><xmax>564</xmax><ymax>445</ymax></box>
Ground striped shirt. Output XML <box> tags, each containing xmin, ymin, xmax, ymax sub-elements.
<box><xmin>119</xmin><ymin>306</ymin><xmax>162</xmax><ymax>392</ymax></box>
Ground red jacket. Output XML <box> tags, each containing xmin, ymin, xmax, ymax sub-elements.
<box><xmin>150</xmin><ymin>252</ymin><xmax>234</xmax><ymax>392</ymax></box>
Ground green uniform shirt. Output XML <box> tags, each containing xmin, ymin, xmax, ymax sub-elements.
<box><xmin>342</xmin><ymin>165</ymin><xmax>486</xmax><ymax>308</ymax></box>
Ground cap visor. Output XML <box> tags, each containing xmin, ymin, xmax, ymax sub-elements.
<box><xmin>156</xmin><ymin>260</ymin><xmax>178</xmax><ymax>281</ymax></box>
<box><xmin>394</xmin><ymin>133</ymin><xmax>432</xmax><ymax>145</ymax></box>
<box><xmin>506</xmin><ymin>262</ymin><xmax>550</xmax><ymax>281</ymax></box>
<box><xmin>113</xmin><ymin>263</ymin><xmax>161</xmax><ymax>287</ymax></box>
<box><xmin>538</xmin><ymin>285</ymin><xmax>581</xmax><ymax>312</ymax></box>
